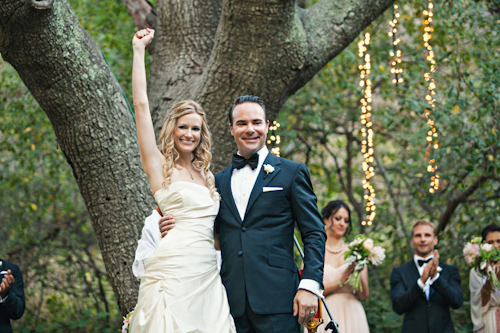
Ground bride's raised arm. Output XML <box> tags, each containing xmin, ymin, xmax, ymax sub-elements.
<box><xmin>132</xmin><ymin>29</ymin><xmax>164</xmax><ymax>193</ymax></box>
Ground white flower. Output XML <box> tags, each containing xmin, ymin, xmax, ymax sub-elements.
<box><xmin>363</xmin><ymin>238</ymin><xmax>374</xmax><ymax>250</ymax></box>
<box><xmin>481</xmin><ymin>243</ymin><xmax>493</xmax><ymax>252</ymax></box>
<box><xmin>463</xmin><ymin>242</ymin><xmax>480</xmax><ymax>265</ymax></box>
<box><xmin>368</xmin><ymin>246</ymin><xmax>386</xmax><ymax>266</ymax></box>
<box><xmin>263</xmin><ymin>164</ymin><xmax>274</xmax><ymax>177</ymax></box>
<box><xmin>437</xmin><ymin>266</ymin><xmax>443</xmax><ymax>273</ymax></box>
<box><xmin>344</xmin><ymin>255</ymin><xmax>357</xmax><ymax>264</ymax></box>
<box><xmin>350</xmin><ymin>236</ymin><xmax>364</xmax><ymax>247</ymax></box>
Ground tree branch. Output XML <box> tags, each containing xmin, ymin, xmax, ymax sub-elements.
<box><xmin>437</xmin><ymin>175</ymin><xmax>490</xmax><ymax>233</ymax></box>
<box><xmin>121</xmin><ymin>0</ymin><xmax>156</xmax><ymax>30</ymax></box>
<box><xmin>373</xmin><ymin>150</ymin><xmax>412</xmax><ymax>257</ymax></box>
<box><xmin>288</xmin><ymin>0</ymin><xmax>395</xmax><ymax>95</ymax></box>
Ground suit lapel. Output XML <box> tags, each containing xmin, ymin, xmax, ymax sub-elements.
<box><xmin>219</xmin><ymin>167</ymin><xmax>242</xmax><ymax>224</ymax></box>
<box><xmin>244</xmin><ymin>153</ymin><xmax>281</xmax><ymax>219</ymax></box>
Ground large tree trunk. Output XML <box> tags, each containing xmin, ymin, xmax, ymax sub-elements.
<box><xmin>0</xmin><ymin>0</ymin><xmax>393</xmax><ymax>314</ymax></box>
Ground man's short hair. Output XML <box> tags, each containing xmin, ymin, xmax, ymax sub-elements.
<box><xmin>411</xmin><ymin>219</ymin><xmax>437</xmax><ymax>237</ymax></box>
<box><xmin>228</xmin><ymin>95</ymin><xmax>267</xmax><ymax>125</ymax></box>
<box><xmin>482</xmin><ymin>224</ymin><xmax>500</xmax><ymax>242</ymax></box>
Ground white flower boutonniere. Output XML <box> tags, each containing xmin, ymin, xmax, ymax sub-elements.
<box><xmin>263</xmin><ymin>164</ymin><xmax>274</xmax><ymax>178</ymax></box>
<box><xmin>437</xmin><ymin>266</ymin><xmax>443</xmax><ymax>273</ymax></box>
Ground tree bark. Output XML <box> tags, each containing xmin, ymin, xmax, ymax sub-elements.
<box><xmin>0</xmin><ymin>0</ymin><xmax>394</xmax><ymax>313</ymax></box>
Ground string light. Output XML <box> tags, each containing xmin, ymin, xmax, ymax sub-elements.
<box><xmin>388</xmin><ymin>4</ymin><xmax>404</xmax><ymax>84</ymax></box>
<box><xmin>422</xmin><ymin>0</ymin><xmax>440</xmax><ymax>193</ymax></box>
<box><xmin>358</xmin><ymin>32</ymin><xmax>376</xmax><ymax>227</ymax></box>
<box><xmin>268</xmin><ymin>120</ymin><xmax>281</xmax><ymax>156</ymax></box>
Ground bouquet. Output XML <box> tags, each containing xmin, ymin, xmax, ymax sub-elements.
<box><xmin>122</xmin><ymin>310</ymin><xmax>134</xmax><ymax>333</ymax></box>
<box><xmin>463</xmin><ymin>236</ymin><xmax>500</xmax><ymax>289</ymax></box>
<box><xmin>344</xmin><ymin>235</ymin><xmax>385</xmax><ymax>291</ymax></box>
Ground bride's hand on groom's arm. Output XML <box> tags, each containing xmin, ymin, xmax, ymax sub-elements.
<box><xmin>159</xmin><ymin>215</ymin><xmax>175</xmax><ymax>238</ymax></box>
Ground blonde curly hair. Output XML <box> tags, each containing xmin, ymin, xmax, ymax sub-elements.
<box><xmin>158</xmin><ymin>100</ymin><xmax>219</xmax><ymax>200</ymax></box>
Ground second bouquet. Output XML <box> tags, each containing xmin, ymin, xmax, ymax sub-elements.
<box><xmin>344</xmin><ymin>235</ymin><xmax>386</xmax><ymax>291</ymax></box>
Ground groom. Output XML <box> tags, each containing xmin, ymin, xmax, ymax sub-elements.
<box><xmin>214</xmin><ymin>95</ymin><xmax>325</xmax><ymax>332</ymax></box>
<box><xmin>158</xmin><ymin>95</ymin><xmax>326</xmax><ymax>332</ymax></box>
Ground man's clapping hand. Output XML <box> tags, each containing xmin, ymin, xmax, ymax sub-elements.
<box><xmin>420</xmin><ymin>250</ymin><xmax>439</xmax><ymax>283</ymax></box>
<box><xmin>0</xmin><ymin>269</ymin><xmax>15</xmax><ymax>299</ymax></box>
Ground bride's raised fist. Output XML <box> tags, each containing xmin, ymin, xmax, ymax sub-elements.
<box><xmin>132</xmin><ymin>28</ymin><xmax>155</xmax><ymax>49</ymax></box>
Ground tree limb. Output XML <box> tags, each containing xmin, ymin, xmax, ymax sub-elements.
<box><xmin>373</xmin><ymin>150</ymin><xmax>412</xmax><ymax>257</ymax></box>
<box><xmin>437</xmin><ymin>175</ymin><xmax>490</xmax><ymax>233</ymax></box>
<box><xmin>121</xmin><ymin>0</ymin><xmax>156</xmax><ymax>30</ymax></box>
<box><xmin>288</xmin><ymin>0</ymin><xmax>395</xmax><ymax>95</ymax></box>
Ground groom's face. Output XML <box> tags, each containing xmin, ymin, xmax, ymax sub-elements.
<box><xmin>229</xmin><ymin>102</ymin><xmax>269</xmax><ymax>158</ymax></box>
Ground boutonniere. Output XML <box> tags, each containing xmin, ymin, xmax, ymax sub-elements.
<box><xmin>437</xmin><ymin>266</ymin><xmax>442</xmax><ymax>273</ymax></box>
<box><xmin>263</xmin><ymin>164</ymin><xmax>274</xmax><ymax>178</ymax></box>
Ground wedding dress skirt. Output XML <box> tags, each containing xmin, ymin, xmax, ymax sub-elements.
<box><xmin>130</xmin><ymin>182</ymin><xmax>236</xmax><ymax>333</ymax></box>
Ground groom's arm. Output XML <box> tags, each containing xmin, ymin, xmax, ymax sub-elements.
<box><xmin>290</xmin><ymin>164</ymin><xmax>326</xmax><ymax>285</ymax></box>
<box><xmin>289</xmin><ymin>163</ymin><xmax>326</xmax><ymax>324</ymax></box>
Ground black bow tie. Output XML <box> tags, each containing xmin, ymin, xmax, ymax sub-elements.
<box><xmin>417</xmin><ymin>258</ymin><xmax>433</xmax><ymax>267</ymax></box>
<box><xmin>232</xmin><ymin>153</ymin><xmax>259</xmax><ymax>170</ymax></box>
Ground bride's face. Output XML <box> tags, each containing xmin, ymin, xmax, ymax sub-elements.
<box><xmin>174</xmin><ymin>113</ymin><xmax>203</xmax><ymax>155</ymax></box>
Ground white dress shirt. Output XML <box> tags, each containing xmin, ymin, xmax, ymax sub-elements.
<box><xmin>414</xmin><ymin>254</ymin><xmax>440</xmax><ymax>300</ymax></box>
<box><xmin>231</xmin><ymin>146</ymin><xmax>322</xmax><ymax>298</ymax></box>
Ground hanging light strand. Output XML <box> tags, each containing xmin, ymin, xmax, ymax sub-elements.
<box><xmin>388</xmin><ymin>3</ymin><xmax>404</xmax><ymax>84</ymax></box>
<box><xmin>422</xmin><ymin>0</ymin><xmax>440</xmax><ymax>193</ymax></box>
<box><xmin>358</xmin><ymin>32</ymin><xmax>376</xmax><ymax>226</ymax></box>
<box><xmin>268</xmin><ymin>120</ymin><xmax>281</xmax><ymax>156</ymax></box>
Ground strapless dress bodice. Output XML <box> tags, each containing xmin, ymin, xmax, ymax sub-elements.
<box><xmin>154</xmin><ymin>181</ymin><xmax>219</xmax><ymax>220</ymax></box>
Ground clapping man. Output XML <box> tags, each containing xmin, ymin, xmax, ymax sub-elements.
<box><xmin>390</xmin><ymin>219</ymin><xmax>463</xmax><ymax>333</ymax></box>
<box><xmin>0</xmin><ymin>259</ymin><xmax>25</xmax><ymax>333</ymax></box>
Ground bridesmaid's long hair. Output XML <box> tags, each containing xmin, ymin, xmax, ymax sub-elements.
<box><xmin>158</xmin><ymin>100</ymin><xmax>219</xmax><ymax>200</ymax></box>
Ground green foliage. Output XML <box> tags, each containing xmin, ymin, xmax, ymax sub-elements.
<box><xmin>284</xmin><ymin>0</ymin><xmax>499</xmax><ymax>331</ymax></box>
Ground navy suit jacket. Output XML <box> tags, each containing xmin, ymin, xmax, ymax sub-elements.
<box><xmin>215</xmin><ymin>152</ymin><xmax>326</xmax><ymax>317</ymax></box>
<box><xmin>390</xmin><ymin>260</ymin><xmax>463</xmax><ymax>333</ymax></box>
<box><xmin>0</xmin><ymin>259</ymin><xmax>25</xmax><ymax>333</ymax></box>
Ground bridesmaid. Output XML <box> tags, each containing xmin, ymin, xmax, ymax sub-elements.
<box><xmin>308</xmin><ymin>200</ymin><xmax>370</xmax><ymax>333</ymax></box>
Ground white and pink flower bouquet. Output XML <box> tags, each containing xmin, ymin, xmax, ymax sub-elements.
<box><xmin>344</xmin><ymin>234</ymin><xmax>385</xmax><ymax>291</ymax></box>
<box><xmin>122</xmin><ymin>310</ymin><xmax>134</xmax><ymax>333</ymax></box>
<box><xmin>464</xmin><ymin>236</ymin><xmax>500</xmax><ymax>288</ymax></box>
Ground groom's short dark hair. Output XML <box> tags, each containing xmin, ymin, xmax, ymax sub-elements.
<box><xmin>228</xmin><ymin>95</ymin><xmax>267</xmax><ymax>125</ymax></box>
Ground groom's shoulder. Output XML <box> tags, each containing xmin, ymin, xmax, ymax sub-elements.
<box><xmin>215</xmin><ymin>165</ymin><xmax>232</xmax><ymax>179</ymax></box>
<box><xmin>277</xmin><ymin>156</ymin><xmax>307</xmax><ymax>172</ymax></box>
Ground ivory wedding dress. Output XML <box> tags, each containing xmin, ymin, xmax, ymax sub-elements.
<box><xmin>130</xmin><ymin>181</ymin><xmax>236</xmax><ymax>333</ymax></box>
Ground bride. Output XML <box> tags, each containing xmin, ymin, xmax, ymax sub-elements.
<box><xmin>129</xmin><ymin>28</ymin><xmax>236</xmax><ymax>332</ymax></box>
